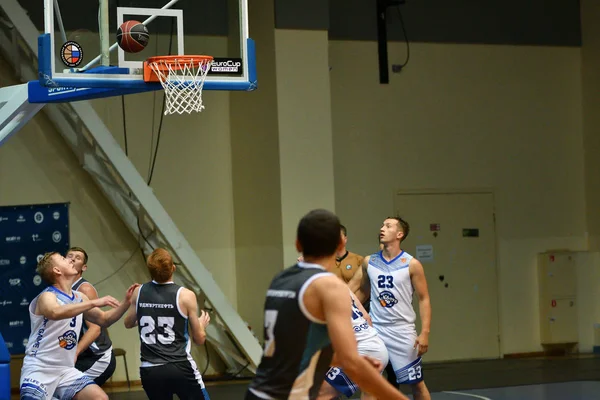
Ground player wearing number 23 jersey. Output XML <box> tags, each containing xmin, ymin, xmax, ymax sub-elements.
<box><xmin>361</xmin><ymin>217</ymin><xmax>432</xmax><ymax>400</ymax></box>
<box><xmin>124</xmin><ymin>248</ymin><xmax>211</xmax><ymax>400</ymax></box>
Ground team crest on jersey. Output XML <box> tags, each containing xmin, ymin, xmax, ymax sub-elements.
<box><xmin>400</xmin><ymin>257</ymin><xmax>407</xmax><ymax>264</ymax></box>
<box><xmin>346</xmin><ymin>264</ymin><xmax>352</xmax><ymax>270</ymax></box>
<box><xmin>58</xmin><ymin>330</ymin><xmax>77</xmax><ymax>350</ymax></box>
<box><xmin>378</xmin><ymin>290</ymin><xmax>398</xmax><ymax>308</ymax></box>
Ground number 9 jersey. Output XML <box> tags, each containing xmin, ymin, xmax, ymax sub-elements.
<box><xmin>367</xmin><ymin>251</ymin><xmax>416</xmax><ymax>327</ymax></box>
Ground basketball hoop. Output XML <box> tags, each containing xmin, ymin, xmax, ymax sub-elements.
<box><xmin>143</xmin><ymin>55</ymin><xmax>214</xmax><ymax>115</ymax></box>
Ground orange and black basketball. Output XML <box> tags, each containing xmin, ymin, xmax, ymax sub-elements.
<box><xmin>117</xmin><ymin>20</ymin><xmax>149</xmax><ymax>53</ymax></box>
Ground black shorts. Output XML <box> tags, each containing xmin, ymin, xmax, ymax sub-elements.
<box><xmin>140</xmin><ymin>361</ymin><xmax>209</xmax><ymax>400</ymax></box>
<box><xmin>75</xmin><ymin>350</ymin><xmax>116</xmax><ymax>387</ymax></box>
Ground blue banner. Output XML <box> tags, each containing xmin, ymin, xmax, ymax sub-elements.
<box><xmin>0</xmin><ymin>202</ymin><xmax>70</xmax><ymax>355</ymax></box>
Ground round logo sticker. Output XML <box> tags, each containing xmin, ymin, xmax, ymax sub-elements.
<box><xmin>34</xmin><ymin>211</ymin><xmax>44</xmax><ymax>224</ymax></box>
<box><xmin>60</xmin><ymin>41</ymin><xmax>83</xmax><ymax>68</ymax></box>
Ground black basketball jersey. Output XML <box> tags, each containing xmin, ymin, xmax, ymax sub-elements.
<box><xmin>136</xmin><ymin>281</ymin><xmax>190</xmax><ymax>364</ymax></box>
<box><xmin>247</xmin><ymin>263</ymin><xmax>335</xmax><ymax>400</ymax></box>
<box><xmin>72</xmin><ymin>277</ymin><xmax>113</xmax><ymax>355</ymax></box>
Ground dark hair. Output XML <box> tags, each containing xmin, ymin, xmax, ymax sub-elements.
<box><xmin>68</xmin><ymin>246</ymin><xmax>88</xmax><ymax>264</ymax></box>
<box><xmin>297</xmin><ymin>209</ymin><xmax>342</xmax><ymax>258</ymax></box>
<box><xmin>340</xmin><ymin>224</ymin><xmax>347</xmax><ymax>237</ymax></box>
<box><xmin>387</xmin><ymin>216</ymin><xmax>410</xmax><ymax>242</ymax></box>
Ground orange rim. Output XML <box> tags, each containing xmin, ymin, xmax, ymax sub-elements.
<box><xmin>143</xmin><ymin>55</ymin><xmax>213</xmax><ymax>82</ymax></box>
<box><xmin>145</xmin><ymin>55</ymin><xmax>213</xmax><ymax>71</ymax></box>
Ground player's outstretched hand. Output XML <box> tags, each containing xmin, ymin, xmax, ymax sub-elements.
<box><xmin>93</xmin><ymin>295</ymin><xmax>120</xmax><ymax>309</ymax></box>
<box><xmin>125</xmin><ymin>284</ymin><xmax>141</xmax><ymax>304</ymax></box>
<box><xmin>199</xmin><ymin>310</ymin><xmax>211</xmax><ymax>328</ymax></box>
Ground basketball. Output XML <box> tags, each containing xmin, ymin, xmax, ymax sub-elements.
<box><xmin>116</xmin><ymin>20</ymin><xmax>149</xmax><ymax>53</ymax></box>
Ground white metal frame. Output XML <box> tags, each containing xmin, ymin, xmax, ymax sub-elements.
<box><xmin>0</xmin><ymin>84</ymin><xmax>44</xmax><ymax>147</ymax></box>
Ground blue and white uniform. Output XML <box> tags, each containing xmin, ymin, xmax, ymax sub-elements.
<box><xmin>367</xmin><ymin>251</ymin><xmax>423</xmax><ymax>385</ymax></box>
<box><xmin>20</xmin><ymin>287</ymin><xmax>94</xmax><ymax>400</ymax></box>
<box><xmin>324</xmin><ymin>290</ymin><xmax>388</xmax><ymax>397</ymax></box>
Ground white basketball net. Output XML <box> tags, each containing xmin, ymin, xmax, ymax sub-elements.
<box><xmin>148</xmin><ymin>57</ymin><xmax>213</xmax><ymax>115</ymax></box>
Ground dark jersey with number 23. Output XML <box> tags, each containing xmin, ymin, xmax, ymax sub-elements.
<box><xmin>136</xmin><ymin>281</ymin><xmax>190</xmax><ymax>364</ymax></box>
<box><xmin>247</xmin><ymin>263</ymin><xmax>335</xmax><ymax>400</ymax></box>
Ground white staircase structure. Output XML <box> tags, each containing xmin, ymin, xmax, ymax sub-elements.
<box><xmin>0</xmin><ymin>0</ymin><xmax>261</xmax><ymax>375</ymax></box>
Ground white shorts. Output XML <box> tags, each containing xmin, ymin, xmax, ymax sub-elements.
<box><xmin>324</xmin><ymin>335</ymin><xmax>389</xmax><ymax>397</ymax></box>
<box><xmin>374</xmin><ymin>324</ymin><xmax>423</xmax><ymax>384</ymax></box>
<box><xmin>20</xmin><ymin>364</ymin><xmax>94</xmax><ymax>400</ymax></box>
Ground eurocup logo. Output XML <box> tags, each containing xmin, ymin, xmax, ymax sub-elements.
<box><xmin>34</xmin><ymin>212</ymin><xmax>44</xmax><ymax>224</ymax></box>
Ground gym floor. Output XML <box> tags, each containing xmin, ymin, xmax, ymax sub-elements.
<box><xmin>103</xmin><ymin>355</ymin><xmax>600</xmax><ymax>399</ymax></box>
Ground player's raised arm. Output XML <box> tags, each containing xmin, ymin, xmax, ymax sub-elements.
<box><xmin>74</xmin><ymin>282</ymin><xmax>102</xmax><ymax>357</ymax></box>
<box><xmin>178</xmin><ymin>288</ymin><xmax>211</xmax><ymax>345</ymax></box>
<box><xmin>36</xmin><ymin>291</ymin><xmax>119</xmax><ymax>321</ymax></box>
<box><xmin>123</xmin><ymin>285</ymin><xmax>141</xmax><ymax>329</ymax></box>
<box><xmin>84</xmin><ymin>284</ymin><xmax>140</xmax><ymax>328</ymax></box>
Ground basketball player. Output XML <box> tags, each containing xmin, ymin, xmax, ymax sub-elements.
<box><xmin>20</xmin><ymin>252</ymin><xmax>138</xmax><ymax>400</ymax></box>
<box><xmin>317</xmin><ymin>290</ymin><xmax>388</xmax><ymax>400</ymax></box>
<box><xmin>246</xmin><ymin>209</ymin><xmax>408</xmax><ymax>400</ymax></box>
<box><xmin>359</xmin><ymin>217</ymin><xmax>432</xmax><ymax>400</ymax></box>
<box><xmin>67</xmin><ymin>247</ymin><xmax>116</xmax><ymax>386</ymax></box>
<box><xmin>123</xmin><ymin>248</ymin><xmax>211</xmax><ymax>400</ymax></box>
<box><xmin>335</xmin><ymin>225</ymin><xmax>364</xmax><ymax>296</ymax></box>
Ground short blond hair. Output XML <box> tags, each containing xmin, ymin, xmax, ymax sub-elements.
<box><xmin>37</xmin><ymin>252</ymin><xmax>59</xmax><ymax>284</ymax></box>
<box><xmin>147</xmin><ymin>248</ymin><xmax>174</xmax><ymax>283</ymax></box>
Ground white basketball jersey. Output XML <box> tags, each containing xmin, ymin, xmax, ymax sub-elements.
<box><xmin>23</xmin><ymin>286</ymin><xmax>84</xmax><ymax>368</ymax></box>
<box><xmin>349</xmin><ymin>291</ymin><xmax>377</xmax><ymax>342</ymax></box>
<box><xmin>367</xmin><ymin>251</ymin><xmax>416</xmax><ymax>327</ymax></box>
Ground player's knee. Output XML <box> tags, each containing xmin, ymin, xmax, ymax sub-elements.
<box><xmin>98</xmin><ymin>392</ymin><xmax>109</xmax><ymax>400</ymax></box>
<box><xmin>91</xmin><ymin>390</ymin><xmax>109</xmax><ymax>400</ymax></box>
<box><xmin>75</xmin><ymin>385</ymin><xmax>108</xmax><ymax>400</ymax></box>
